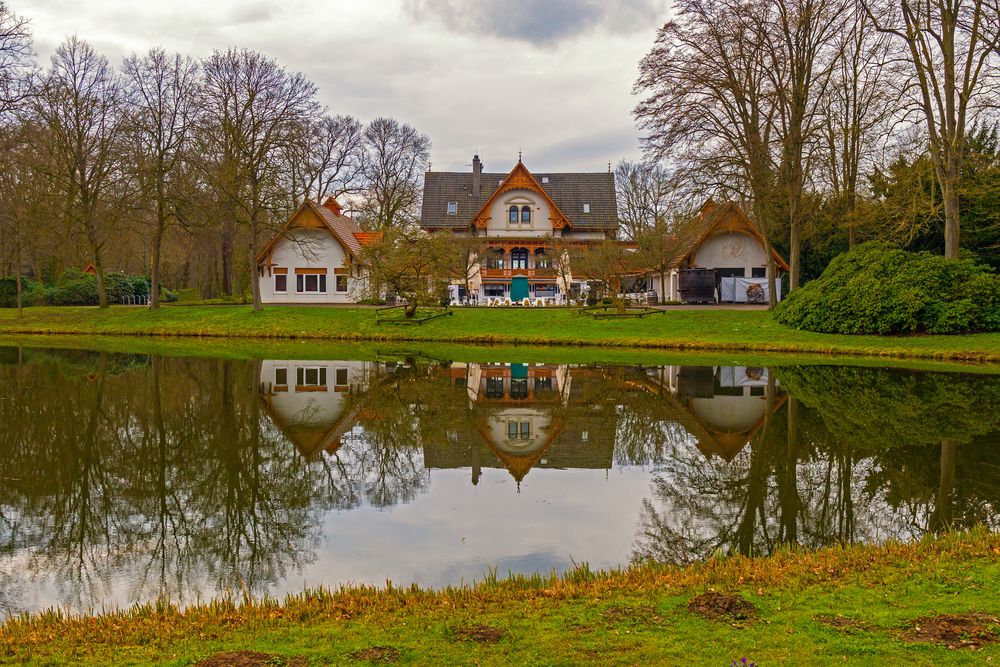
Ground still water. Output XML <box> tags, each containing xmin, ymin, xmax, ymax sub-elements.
<box><xmin>1</xmin><ymin>346</ymin><xmax>999</xmax><ymax>615</ymax></box>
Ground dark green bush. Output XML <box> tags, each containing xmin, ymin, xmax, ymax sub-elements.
<box><xmin>774</xmin><ymin>242</ymin><xmax>1000</xmax><ymax>334</ymax></box>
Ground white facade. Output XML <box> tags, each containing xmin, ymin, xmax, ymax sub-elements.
<box><xmin>692</xmin><ymin>232</ymin><xmax>768</xmax><ymax>276</ymax></box>
<box><xmin>259</xmin><ymin>360</ymin><xmax>371</xmax><ymax>456</ymax></box>
<box><xmin>258</xmin><ymin>228</ymin><xmax>365</xmax><ymax>304</ymax></box>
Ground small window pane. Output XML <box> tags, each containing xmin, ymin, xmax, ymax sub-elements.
<box><xmin>509</xmin><ymin>206</ymin><xmax>518</xmax><ymax>223</ymax></box>
<box><xmin>305</xmin><ymin>368</ymin><xmax>319</xmax><ymax>385</ymax></box>
<box><xmin>319</xmin><ymin>367</ymin><xmax>327</xmax><ymax>385</ymax></box>
<box><xmin>275</xmin><ymin>368</ymin><xmax>287</xmax><ymax>385</ymax></box>
<box><xmin>297</xmin><ymin>275</ymin><xmax>304</xmax><ymax>292</ymax></box>
<box><xmin>319</xmin><ymin>274</ymin><xmax>327</xmax><ymax>292</ymax></box>
<box><xmin>336</xmin><ymin>275</ymin><xmax>348</xmax><ymax>292</ymax></box>
<box><xmin>336</xmin><ymin>368</ymin><xmax>348</xmax><ymax>385</ymax></box>
<box><xmin>520</xmin><ymin>421</ymin><xmax>530</xmax><ymax>438</ymax></box>
<box><xmin>508</xmin><ymin>421</ymin><xmax>518</xmax><ymax>439</ymax></box>
<box><xmin>296</xmin><ymin>368</ymin><xmax>304</xmax><ymax>385</ymax></box>
<box><xmin>275</xmin><ymin>274</ymin><xmax>287</xmax><ymax>292</ymax></box>
<box><xmin>521</xmin><ymin>206</ymin><xmax>531</xmax><ymax>223</ymax></box>
<box><xmin>447</xmin><ymin>202</ymin><xmax>458</xmax><ymax>215</ymax></box>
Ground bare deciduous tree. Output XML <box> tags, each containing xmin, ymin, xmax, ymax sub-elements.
<box><xmin>820</xmin><ymin>3</ymin><xmax>898</xmax><ymax>248</ymax></box>
<box><xmin>765</xmin><ymin>0</ymin><xmax>848</xmax><ymax>289</ymax></box>
<box><xmin>122</xmin><ymin>48</ymin><xmax>199</xmax><ymax>309</ymax></box>
<box><xmin>200</xmin><ymin>48</ymin><xmax>320</xmax><ymax>311</ymax></box>
<box><xmin>359</xmin><ymin>117</ymin><xmax>430</xmax><ymax>230</ymax></box>
<box><xmin>33</xmin><ymin>37</ymin><xmax>126</xmax><ymax>308</ymax></box>
<box><xmin>0</xmin><ymin>1</ymin><xmax>32</xmax><ymax>118</ymax></box>
<box><xmin>286</xmin><ymin>114</ymin><xmax>364</xmax><ymax>208</ymax></box>
<box><xmin>863</xmin><ymin>0</ymin><xmax>1000</xmax><ymax>259</ymax></box>
<box><xmin>635</xmin><ymin>0</ymin><xmax>783</xmax><ymax>306</ymax></box>
<box><xmin>614</xmin><ymin>160</ymin><xmax>678</xmax><ymax>240</ymax></box>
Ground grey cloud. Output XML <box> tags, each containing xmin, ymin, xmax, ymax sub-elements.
<box><xmin>402</xmin><ymin>0</ymin><xmax>661</xmax><ymax>46</ymax></box>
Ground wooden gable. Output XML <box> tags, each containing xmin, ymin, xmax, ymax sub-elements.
<box><xmin>470</xmin><ymin>161</ymin><xmax>572</xmax><ymax>230</ymax></box>
<box><xmin>256</xmin><ymin>200</ymin><xmax>359</xmax><ymax>268</ymax></box>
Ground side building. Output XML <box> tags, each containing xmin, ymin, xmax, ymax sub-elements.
<box><xmin>256</xmin><ymin>197</ymin><xmax>381</xmax><ymax>304</ymax></box>
<box><xmin>420</xmin><ymin>156</ymin><xmax>618</xmax><ymax>303</ymax></box>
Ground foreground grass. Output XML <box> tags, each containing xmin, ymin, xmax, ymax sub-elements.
<box><xmin>3</xmin><ymin>530</ymin><xmax>999</xmax><ymax>666</ymax></box>
<box><xmin>1</xmin><ymin>305</ymin><xmax>999</xmax><ymax>362</ymax></box>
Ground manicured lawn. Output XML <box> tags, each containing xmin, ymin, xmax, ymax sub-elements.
<box><xmin>3</xmin><ymin>530</ymin><xmax>999</xmax><ymax>665</ymax></box>
<box><xmin>0</xmin><ymin>305</ymin><xmax>999</xmax><ymax>362</ymax></box>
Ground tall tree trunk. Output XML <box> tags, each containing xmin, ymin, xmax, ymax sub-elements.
<box><xmin>150</xmin><ymin>185</ymin><xmax>166</xmax><ymax>310</ymax></box>
<box><xmin>789</xmin><ymin>220</ymin><xmax>801</xmax><ymax>290</ymax></box>
<box><xmin>940</xmin><ymin>164</ymin><xmax>961</xmax><ymax>260</ymax></box>
<box><xmin>84</xmin><ymin>209</ymin><xmax>108</xmax><ymax>308</ymax></box>
<box><xmin>249</xmin><ymin>204</ymin><xmax>263</xmax><ymax>312</ymax></box>
<box><xmin>221</xmin><ymin>218</ymin><xmax>235</xmax><ymax>297</ymax></box>
<box><xmin>15</xmin><ymin>227</ymin><xmax>23</xmax><ymax>317</ymax></box>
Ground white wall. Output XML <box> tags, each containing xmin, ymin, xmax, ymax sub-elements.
<box><xmin>259</xmin><ymin>228</ymin><xmax>365</xmax><ymax>304</ymax></box>
<box><xmin>485</xmin><ymin>189</ymin><xmax>553</xmax><ymax>238</ymax></box>
<box><xmin>692</xmin><ymin>232</ymin><xmax>768</xmax><ymax>275</ymax></box>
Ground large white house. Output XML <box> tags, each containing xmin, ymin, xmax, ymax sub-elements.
<box><xmin>420</xmin><ymin>156</ymin><xmax>619</xmax><ymax>303</ymax></box>
<box><xmin>256</xmin><ymin>198</ymin><xmax>380</xmax><ymax>304</ymax></box>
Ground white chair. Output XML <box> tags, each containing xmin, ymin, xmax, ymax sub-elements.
<box><xmin>503</xmin><ymin>297</ymin><xmax>513</xmax><ymax>307</ymax></box>
<box><xmin>534</xmin><ymin>298</ymin><xmax>545</xmax><ymax>307</ymax></box>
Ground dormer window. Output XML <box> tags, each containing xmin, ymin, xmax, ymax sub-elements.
<box><xmin>509</xmin><ymin>206</ymin><xmax>519</xmax><ymax>224</ymax></box>
<box><xmin>520</xmin><ymin>206</ymin><xmax>531</xmax><ymax>223</ymax></box>
<box><xmin>583</xmin><ymin>203</ymin><xmax>591</xmax><ymax>214</ymax></box>
<box><xmin>447</xmin><ymin>201</ymin><xmax>458</xmax><ymax>215</ymax></box>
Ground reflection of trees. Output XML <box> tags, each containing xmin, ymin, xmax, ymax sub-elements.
<box><xmin>633</xmin><ymin>366</ymin><xmax>1000</xmax><ymax>566</ymax></box>
<box><xmin>0</xmin><ymin>353</ymin><xmax>330</xmax><ymax>610</ymax></box>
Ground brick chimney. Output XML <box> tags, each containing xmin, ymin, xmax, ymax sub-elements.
<box><xmin>323</xmin><ymin>196</ymin><xmax>343</xmax><ymax>216</ymax></box>
<box><xmin>472</xmin><ymin>154</ymin><xmax>482</xmax><ymax>197</ymax></box>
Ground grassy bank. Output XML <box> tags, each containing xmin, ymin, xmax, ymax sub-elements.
<box><xmin>3</xmin><ymin>530</ymin><xmax>999</xmax><ymax>665</ymax></box>
<box><xmin>1</xmin><ymin>305</ymin><xmax>999</xmax><ymax>362</ymax></box>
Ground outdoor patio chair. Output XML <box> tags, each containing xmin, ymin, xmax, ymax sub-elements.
<box><xmin>503</xmin><ymin>297</ymin><xmax>513</xmax><ymax>307</ymax></box>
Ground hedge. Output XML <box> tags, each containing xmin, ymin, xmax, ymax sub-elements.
<box><xmin>774</xmin><ymin>242</ymin><xmax>1000</xmax><ymax>335</ymax></box>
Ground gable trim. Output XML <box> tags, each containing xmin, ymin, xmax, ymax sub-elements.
<box><xmin>470</xmin><ymin>161</ymin><xmax>572</xmax><ymax>230</ymax></box>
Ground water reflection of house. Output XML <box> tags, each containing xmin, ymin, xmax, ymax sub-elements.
<box><xmin>258</xmin><ymin>360</ymin><xmax>371</xmax><ymax>458</ymax></box>
<box><xmin>644</xmin><ymin>365</ymin><xmax>785</xmax><ymax>460</ymax></box>
<box><xmin>428</xmin><ymin>363</ymin><xmax>616</xmax><ymax>487</ymax></box>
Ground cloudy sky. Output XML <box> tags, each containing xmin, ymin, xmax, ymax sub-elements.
<box><xmin>15</xmin><ymin>0</ymin><xmax>667</xmax><ymax>174</ymax></box>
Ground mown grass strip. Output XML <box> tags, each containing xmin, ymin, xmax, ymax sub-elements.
<box><xmin>1</xmin><ymin>305</ymin><xmax>999</xmax><ymax>363</ymax></box>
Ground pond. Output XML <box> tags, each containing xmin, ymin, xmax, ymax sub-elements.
<box><xmin>1</xmin><ymin>344</ymin><xmax>999</xmax><ymax>615</ymax></box>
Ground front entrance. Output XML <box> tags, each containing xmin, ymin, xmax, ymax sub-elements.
<box><xmin>511</xmin><ymin>276</ymin><xmax>529</xmax><ymax>301</ymax></box>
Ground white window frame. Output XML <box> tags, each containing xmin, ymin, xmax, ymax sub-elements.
<box><xmin>447</xmin><ymin>201</ymin><xmax>458</xmax><ymax>215</ymax></box>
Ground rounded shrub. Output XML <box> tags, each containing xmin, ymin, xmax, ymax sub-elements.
<box><xmin>774</xmin><ymin>242</ymin><xmax>1000</xmax><ymax>335</ymax></box>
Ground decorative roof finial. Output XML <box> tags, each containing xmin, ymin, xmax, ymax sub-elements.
<box><xmin>518</xmin><ymin>148</ymin><xmax>522</xmax><ymax>162</ymax></box>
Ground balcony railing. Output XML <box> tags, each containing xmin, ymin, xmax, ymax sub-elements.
<box><xmin>481</xmin><ymin>267</ymin><xmax>556</xmax><ymax>279</ymax></box>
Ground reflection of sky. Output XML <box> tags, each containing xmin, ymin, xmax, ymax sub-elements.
<box><xmin>278</xmin><ymin>467</ymin><xmax>653</xmax><ymax>593</ymax></box>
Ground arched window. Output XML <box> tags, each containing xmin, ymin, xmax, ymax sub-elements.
<box><xmin>511</xmin><ymin>248</ymin><xmax>529</xmax><ymax>270</ymax></box>
<box><xmin>534</xmin><ymin>248</ymin><xmax>550</xmax><ymax>269</ymax></box>
<box><xmin>509</xmin><ymin>206</ymin><xmax>519</xmax><ymax>224</ymax></box>
<box><xmin>521</xmin><ymin>206</ymin><xmax>531</xmax><ymax>224</ymax></box>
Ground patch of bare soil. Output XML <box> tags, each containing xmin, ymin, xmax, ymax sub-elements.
<box><xmin>687</xmin><ymin>592</ymin><xmax>758</xmax><ymax>623</ymax></box>
<box><xmin>453</xmin><ymin>624</ymin><xmax>508</xmax><ymax>644</ymax></box>
<box><xmin>195</xmin><ymin>651</ymin><xmax>307</xmax><ymax>667</ymax></box>
<box><xmin>348</xmin><ymin>646</ymin><xmax>401</xmax><ymax>663</ymax></box>
<box><xmin>814</xmin><ymin>614</ymin><xmax>873</xmax><ymax>633</ymax></box>
<box><xmin>902</xmin><ymin>613</ymin><xmax>1000</xmax><ymax>649</ymax></box>
<box><xmin>601</xmin><ymin>605</ymin><xmax>663</xmax><ymax>625</ymax></box>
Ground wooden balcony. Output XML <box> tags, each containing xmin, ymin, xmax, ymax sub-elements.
<box><xmin>481</xmin><ymin>267</ymin><xmax>556</xmax><ymax>280</ymax></box>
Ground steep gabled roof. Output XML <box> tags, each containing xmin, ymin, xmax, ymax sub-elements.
<box><xmin>421</xmin><ymin>161</ymin><xmax>618</xmax><ymax>232</ymax></box>
<box><xmin>670</xmin><ymin>200</ymin><xmax>789</xmax><ymax>271</ymax></box>
<box><xmin>256</xmin><ymin>198</ymin><xmax>367</xmax><ymax>265</ymax></box>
